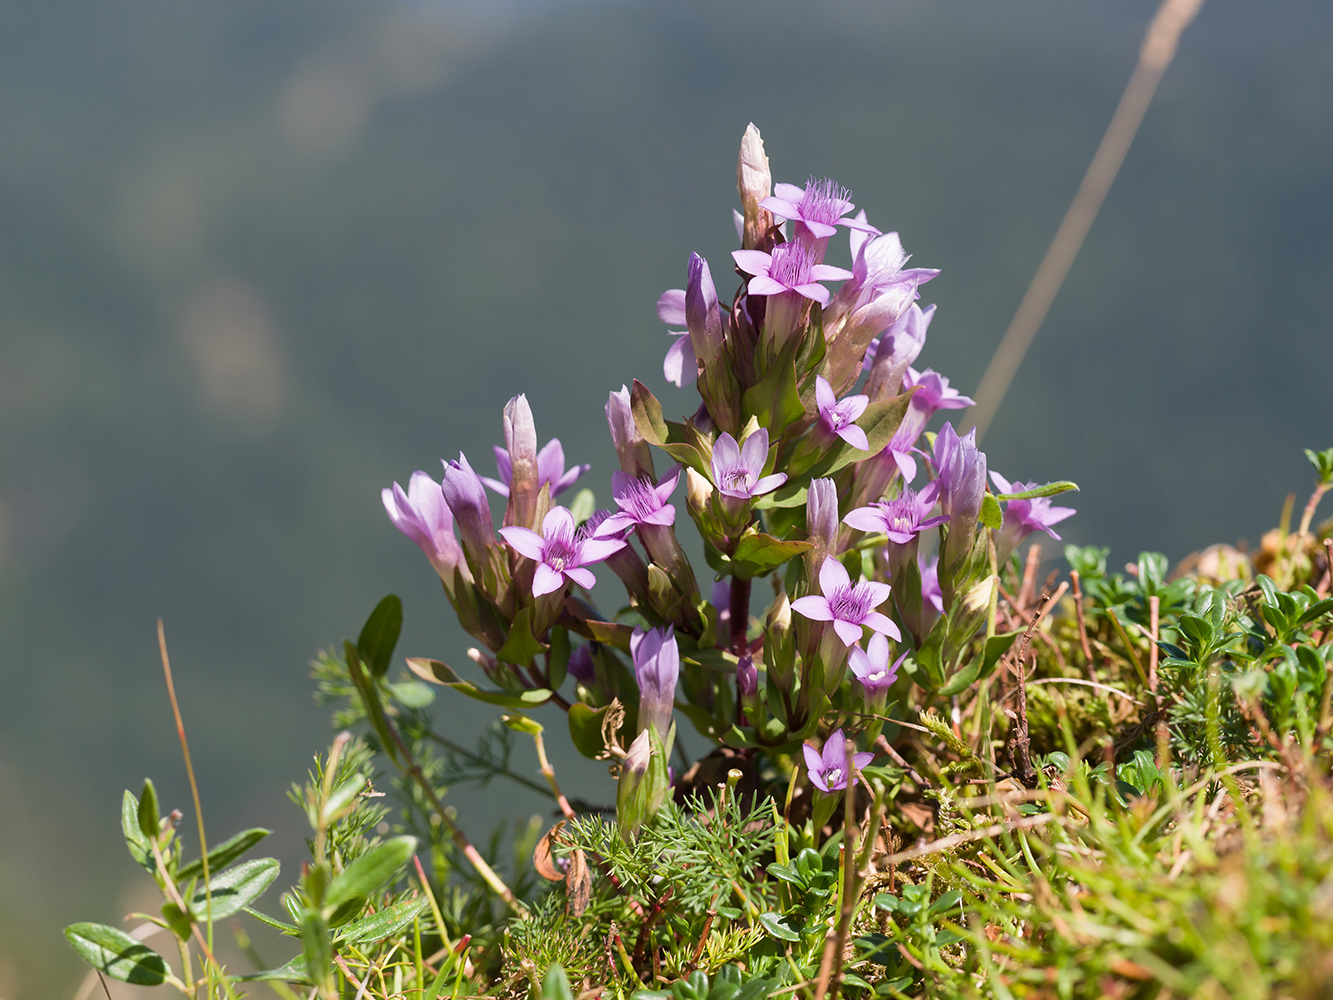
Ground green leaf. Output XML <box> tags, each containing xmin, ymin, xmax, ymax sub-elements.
<box><xmin>334</xmin><ymin>895</ymin><xmax>427</xmax><ymax>945</ymax></box>
<box><xmin>938</xmin><ymin>630</ymin><xmax>1019</xmax><ymax>697</ymax></box>
<box><xmin>189</xmin><ymin>858</ymin><xmax>281</xmax><ymax>920</ymax></box>
<box><xmin>752</xmin><ymin>482</ymin><xmax>808</xmax><ymax>510</ymax></box>
<box><xmin>346</xmin><ymin>642</ymin><xmax>399</xmax><ymax>764</ymax></box>
<box><xmin>300</xmin><ymin>910</ymin><xmax>332</xmax><ymax>988</ymax></box>
<box><xmin>568</xmin><ymin>488</ymin><xmax>597</xmax><ymax>525</ymax></box>
<box><xmin>727</xmin><ymin>532</ymin><xmax>813</xmax><ymax>579</ymax></box>
<box><xmin>979</xmin><ymin>493</ymin><xmax>1003</xmax><ymax>530</ymax></box>
<box><xmin>121</xmin><ymin>790</ymin><xmax>154</xmax><ymax>872</ymax></box>
<box><xmin>569</xmin><ymin>702</ymin><xmax>612</xmax><ymax>759</ymax></box>
<box><xmin>137</xmin><ymin>778</ymin><xmax>160</xmax><ymax>841</ymax></box>
<box><xmin>765</xmin><ymin>862</ymin><xmax>807</xmax><ymax>888</ymax></box>
<box><xmin>176</xmin><ymin>827</ymin><xmax>270</xmax><ymax>882</ymax></box>
<box><xmin>993</xmin><ymin>481</ymin><xmax>1079</xmax><ymax>501</ymax></box>
<box><xmin>243</xmin><ymin>906</ymin><xmax>299</xmax><ymax>935</ymax></box>
<box><xmin>238</xmin><ymin>954</ymin><xmax>311</xmax><ymax>984</ymax></box>
<box><xmin>357</xmin><ymin>594</ymin><xmax>403</xmax><ymax>678</ymax></box>
<box><xmin>548</xmin><ymin>625</ymin><xmax>571</xmax><ymax>690</ymax></box>
<box><xmin>386</xmin><ymin>680</ymin><xmax>436</xmax><ymax>708</ymax></box>
<box><xmin>757</xmin><ymin>911</ymin><xmax>801</xmax><ymax>942</ymax></box>
<box><xmin>498</xmin><ymin>605</ymin><xmax>548</xmax><ymax>667</ymax></box>
<box><xmin>823</xmin><ymin>390</ymin><xmax>915</xmax><ymax>477</ymax></box>
<box><xmin>64</xmin><ymin>923</ymin><xmax>170</xmax><ymax>986</ymax></box>
<box><xmin>1298</xmin><ymin>598</ymin><xmax>1333</xmax><ymax>626</ymax></box>
<box><xmin>324</xmin><ymin>836</ymin><xmax>418</xmax><ymax>910</ymax></box>
<box><xmin>160</xmin><ymin>902</ymin><xmax>193</xmax><ymax>940</ymax></box>
<box><xmin>405</xmin><ymin>658</ymin><xmax>553</xmax><ymax>708</ymax></box>
<box><xmin>742</xmin><ymin>339</ymin><xmax>805</xmax><ymax>435</ymax></box>
<box><xmin>542</xmin><ymin>964</ymin><xmax>576</xmax><ymax>1000</ymax></box>
<box><xmin>630</xmin><ymin>380</ymin><xmax>709</xmax><ymax>474</ymax></box>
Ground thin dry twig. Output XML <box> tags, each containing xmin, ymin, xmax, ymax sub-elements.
<box><xmin>968</xmin><ymin>0</ymin><xmax>1207</xmax><ymax>441</ymax></box>
<box><xmin>1070</xmin><ymin>570</ymin><xmax>1097</xmax><ymax>681</ymax></box>
<box><xmin>880</xmin><ymin>813</ymin><xmax>1061</xmax><ymax>867</ymax></box>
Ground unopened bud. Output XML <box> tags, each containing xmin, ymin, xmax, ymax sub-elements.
<box><xmin>737</xmin><ymin>123</ymin><xmax>774</xmax><ymax>250</ymax></box>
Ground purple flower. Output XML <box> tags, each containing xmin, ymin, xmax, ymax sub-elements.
<box><xmin>656</xmin><ymin>287</ymin><xmax>696</xmax><ymax>388</ymax></box>
<box><xmin>383</xmin><ymin>471</ymin><xmax>466</xmax><ymax>579</ymax></box>
<box><xmin>864</xmin><ymin>302</ymin><xmax>933</xmax><ymax>380</ymax></box>
<box><xmin>847</xmin><ymin>225</ymin><xmax>939</xmax><ymax>311</ymax></box>
<box><xmin>710</xmin><ymin>429</ymin><xmax>787</xmax><ymax>500</ymax></box>
<box><xmin>920</xmin><ymin>553</ymin><xmax>945</xmax><ymax>615</ymax></box>
<box><xmin>848</xmin><ymin>633</ymin><xmax>907</xmax><ymax>699</ymax></box>
<box><xmin>843</xmin><ymin>480</ymin><xmax>949</xmax><ymax>543</ymax></box>
<box><xmin>761</xmin><ymin>177</ymin><xmax>878</xmax><ymax>241</ymax></box>
<box><xmin>481</xmin><ymin>438</ymin><xmax>588</xmax><ymax>500</ymax></box>
<box><xmin>441</xmin><ymin>452</ymin><xmax>496</xmax><ymax>563</ymax></box>
<box><xmin>814</xmin><ymin>376</ymin><xmax>869</xmax><ymax>451</ymax></box>
<box><xmin>802</xmin><ymin>729</ymin><xmax>874</xmax><ymax>793</ymax></box>
<box><xmin>933</xmin><ymin>423</ymin><xmax>987</xmax><ymax>526</ymax></box>
<box><xmin>791</xmin><ymin>556</ymin><xmax>900</xmax><ymax>647</ymax></box>
<box><xmin>905</xmin><ymin>367</ymin><xmax>974</xmax><ymax>415</ymax></box>
<box><xmin>990</xmin><ymin>470</ymin><xmax>1076</xmax><ymax>563</ymax></box>
<box><xmin>499</xmin><ymin>506</ymin><xmax>626</xmax><ymax>597</ymax></box>
<box><xmin>631</xmin><ymin>625</ymin><xmax>679</xmax><ymax>742</ymax></box>
<box><xmin>732</xmin><ymin>243</ymin><xmax>852</xmax><ymax>307</ymax></box>
<box><xmin>607</xmin><ymin>385</ymin><xmax>654</xmax><ymax>479</ymax></box>
<box><xmin>736</xmin><ymin>655</ymin><xmax>758</xmax><ymax>697</ymax></box>
<box><xmin>567</xmin><ymin>644</ymin><xmax>595</xmax><ymax>686</ymax></box>
<box><xmin>597</xmin><ymin>468</ymin><xmax>681</xmax><ymax>535</ymax></box>
<box><xmin>806</xmin><ymin>477</ymin><xmax>840</xmax><ymax>560</ymax></box>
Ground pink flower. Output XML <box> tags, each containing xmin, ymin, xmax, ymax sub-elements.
<box><xmin>791</xmin><ymin>556</ymin><xmax>900</xmax><ymax>647</ymax></box>
<box><xmin>499</xmin><ymin>506</ymin><xmax>626</xmax><ymax>597</ymax></box>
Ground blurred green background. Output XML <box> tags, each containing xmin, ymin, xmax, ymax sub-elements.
<box><xmin>1</xmin><ymin>0</ymin><xmax>1330</xmax><ymax>994</ymax></box>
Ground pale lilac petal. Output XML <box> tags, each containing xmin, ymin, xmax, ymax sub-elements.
<box><xmin>532</xmin><ymin>563</ymin><xmax>566</xmax><ymax>596</ymax></box>
<box><xmin>732</xmin><ymin>208</ymin><xmax>744</xmax><ymax>243</ymax></box>
<box><xmin>803</xmin><ymin>219</ymin><xmax>839</xmax><ymax>239</ymax></box>
<box><xmin>643</xmin><ymin>506</ymin><xmax>676</xmax><ymax>526</ymax></box>
<box><xmin>731</xmin><ymin>249</ymin><xmax>774</xmax><ymax>275</ymax></box>
<box><xmin>848</xmin><ymin>645</ymin><xmax>871</xmax><ymax>680</ymax></box>
<box><xmin>537</xmin><ymin>439</ymin><xmax>565</xmax><ymax>488</ymax></box>
<box><xmin>493</xmin><ymin>446</ymin><xmax>512</xmax><ymax>484</ymax></box>
<box><xmin>712</xmin><ymin>433</ymin><xmax>741</xmax><ymax>479</ymax></box>
<box><xmin>814</xmin><ymin>375</ymin><xmax>836</xmax><ymax>414</ymax></box>
<box><xmin>851</xmin><ymin>751</ymin><xmax>875</xmax><ymax>770</ymax></box>
<box><xmin>499</xmin><ymin>525</ymin><xmax>545</xmax><ymax>561</ymax></box>
<box><xmin>843</xmin><ymin>507</ymin><xmax>886</xmax><ymax>533</ymax></box>
<box><xmin>595</xmin><ymin>512</ymin><xmax>636</xmax><ymax>537</ymax></box>
<box><xmin>552</xmin><ymin>464</ymin><xmax>589</xmax><ymax>497</ymax></box>
<box><xmin>657</xmin><ymin>289</ymin><xmax>687</xmax><ymax>326</ymax></box>
<box><xmin>810</xmin><ymin>264</ymin><xmax>854</xmax><ymax>282</ymax></box>
<box><xmin>740</xmin><ymin>429</ymin><xmax>770</xmax><ymax>476</ymax></box>
<box><xmin>762</xmin><ymin>195</ymin><xmax>802</xmax><ymax>219</ymax></box>
<box><xmin>862</xmin><ymin>612</ymin><xmax>902</xmax><ymax>641</ymax></box>
<box><xmin>793</xmin><ymin>283</ymin><xmax>830</xmax><ymax>305</ymax></box>
<box><xmin>833</xmin><ymin>619</ymin><xmax>864</xmax><ymax>646</ymax></box>
<box><xmin>747</xmin><ymin>275</ymin><xmax>788</xmax><ymax>297</ymax></box>
<box><xmin>773</xmin><ymin>182</ymin><xmax>806</xmax><ymax>203</ymax></box>
<box><xmin>542</xmin><ymin>506</ymin><xmax>575</xmax><ymax>538</ymax></box>
<box><xmin>578</xmin><ymin>535</ymin><xmax>628</xmax><ymax>563</ymax></box>
<box><xmin>860</xmin><ymin>580</ymin><xmax>893</xmax><ymax>608</ymax></box>
<box><xmin>843</xmin><ymin>395</ymin><xmax>869</xmax><ymax>421</ymax></box>
<box><xmin>663</xmin><ymin>333</ymin><xmax>696</xmax><ymax>387</ymax></box>
<box><xmin>790</xmin><ymin>595</ymin><xmax>834</xmax><ymax>621</ymax></box>
<box><xmin>836</xmin><ymin>425</ymin><xmax>869</xmax><ymax>451</ymax></box>
<box><xmin>842</xmin><ymin>215</ymin><xmax>881</xmax><ymax>234</ymax></box>
<box><xmin>565</xmin><ymin>566</ymin><xmax>597</xmax><ymax>590</ymax></box>
<box><xmin>822</xmin><ymin>729</ymin><xmax>847</xmax><ymax>768</ymax></box>
<box><xmin>819</xmin><ymin>556</ymin><xmax>851</xmax><ymax>595</ymax></box>
<box><xmin>751</xmin><ymin>473</ymin><xmax>788</xmax><ymax>496</ymax></box>
<box><xmin>653</xmin><ymin>466</ymin><xmax>682</xmax><ymax>504</ymax></box>
<box><xmin>989</xmin><ymin>470</ymin><xmax>1015</xmax><ymax>495</ymax></box>
<box><xmin>892</xmin><ymin>450</ymin><xmax>918</xmax><ymax>484</ymax></box>
<box><xmin>479</xmin><ymin>476</ymin><xmax>510</xmax><ymax>497</ymax></box>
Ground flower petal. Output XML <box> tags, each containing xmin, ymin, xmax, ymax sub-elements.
<box><xmin>818</xmin><ymin>556</ymin><xmax>851</xmax><ymax>596</ymax></box>
<box><xmin>656</xmin><ymin>288</ymin><xmax>687</xmax><ymax>326</ymax></box>
<box><xmin>761</xmin><ymin>195</ymin><xmax>801</xmax><ymax>219</ymax></box>
<box><xmin>731</xmin><ymin>249</ymin><xmax>773</xmax><ymax>275</ymax></box>
<box><xmin>537</xmin><ymin>438</ymin><xmax>566</xmax><ymax>487</ymax></box>
<box><xmin>814</xmin><ymin>375</ymin><xmax>836</xmax><ymax>415</ymax></box>
<box><xmin>793</xmin><ymin>283</ymin><xmax>831</xmax><ymax>305</ymax></box>
<box><xmin>822</xmin><ymin>729</ymin><xmax>847</xmax><ymax>768</ymax></box>
<box><xmin>790</xmin><ymin>595</ymin><xmax>834</xmax><ymax>622</ymax></box>
<box><xmin>810</xmin><ymin>264</ymin><xmax>854</xmax><ymax>281</ymax></box>
<box><xmin>578</xmin><ymin>535</ymin><xmax>627</xmax><ymax>563</ymax></box>
<box><xmin>479</xmin><ymin>476</ymin><xmax>510</xmax><ymax>498</ymax></box>
<box><xmin>751</xmin><ymin>473</ymin><xmax>788</xmax><ymax>496</ymax></box>
<box><xmin>740</xmin><ymin>428</ymin><xmax>770</xmax><ymax>477</ymax></box>
<box><xmin>664</xmin><ymin>333</ymin><xmax>697</xmax><ymax>387</ymax></box>
<box><xmin>654</xmin><ymin>466</ymin><xmax>682</xmax><ymax>503</ymax></box>
<box><xmin>565</xmin><ymin>566</ymin><xmax>597</xmax><ymax>590</ymax></box>
<box><xmin>499</xmin><ymin>526</ymin><xmax>545</xmax><ymax>561</ymax></box>
<box><xmin>859</xmin><ymin>580</ymin><xmax>893</xmax><ymax>608</ymax></box>
<box><xmin>836</xmin><ymin>425</ymin><xmax>870</xmax><ymax>451</ymax></box>
<box><xmin>747</xmin><ymin>275</ymin><xmax>788</xmax><ymax>297</ymax></box>
<box><xmin>833</xmin><ymin>619</ymin><xmax>864</xmax><ymax>646</ymax></box>
<box><xmin>532</xmin><ymin>563</ymin><xmax>566</xmax><ymax>596</ymax></box>
<box><xmin>542</xmin><ymin>506</ymin><xmax>575</xmax><ymax>537</ymax></box>
<box><xmin>862</xmin><ymin>612</ymin><xmax>902</xmax><ymax>641</ymax></box>
<box><xmin>843</xmin><ymin>507</ymin><xmax>886</xmax><ymax>533</ymax></box>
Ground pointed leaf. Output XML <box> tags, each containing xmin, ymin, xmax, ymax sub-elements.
<box><xmin>121</xmin><ymin>790</ymin><xmax>154</xmax><ymax>873</ymax></box>
<box><xmin>993</xmin><ymin>481</ymin><xmax>1079</xmax><ymax>501</ymax></box>
<box><xmin>405</xmin><ymin>658</ymin><xmax>552</xmax><ymax>708</ymax></box>
<box><xmin>334</xmin><ymin>895</ymin><xmax>428</xmax><ymax>945</ymax></box>
<box><xmin>176</xmin><ymin>827</ymin><xmax>271</xmax><ymax>882</ymax></box>
<box><xmin>65</xmin><ymin>923</ymin><xmax>170</xmax><ymax>985</ymax></box>
<box><xmin>324</xmin><ymin>836</ymin><xmax>418</xmax><ymax>909</ymax></box>
<box><xmin>190</xmin><ymin>858</ymin><xmax>281</xmax><ymax>920</ymax></box>
<box><xmin>358</xmin><ymin>594</ymin><xmax>403</xmax><ymax>678</ymax></box>
<box><xmin>238</xmin><ymin>954</ymin><xmax>311</xmax><ymax>984</ymax></box>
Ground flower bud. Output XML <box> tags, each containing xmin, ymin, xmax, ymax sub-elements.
<box><xmin>631</xmin><ymin>626</ymin><xmax>680</xmax><ymax>745</ymax></box>
<box><xmin>736</xmin><ymin>123</ymin><xmax>774</xmax><ymax>250</ymax></box>
<box><xmin>805</xmin><ymin>477</ymin><xmax>840</xmax><ymax>579</ymax></box>
<box><xmin>606</xmin><ymin>385</ymin><xmax>655</xmax><ymax>480</ymax></box>
<box><xmin>616</xmin><ymin>727</ymin><xmax>670</xmax><ymax>838</ymax></box>
<box><xmin>442</xmin><ymin>453</ymin><xmax>496</xmax><ymax>568</ymax></box>
<box><xmin>502</xmin><ymin>394</ymin><xmax>539</xmax><ymax>528</ymax></box>
<box><xmin>942</xmin><ymin>574</ymin><xmax>997</xmax><ymax>670</ymax></box>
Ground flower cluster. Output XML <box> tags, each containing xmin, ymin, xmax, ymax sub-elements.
<box><xmin>382</xmin><ymin>124</ymin><xmax>1077</xmax><ymax>834</ymax></box>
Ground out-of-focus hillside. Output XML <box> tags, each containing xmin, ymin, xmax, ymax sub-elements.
<box><xmin>1</xmin><ymin>0</ymin><xmax>1330</xmax><ymax>994</ymax></box>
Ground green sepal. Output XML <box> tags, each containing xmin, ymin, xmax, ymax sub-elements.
<box><xmin>631</xmin><ymin>380</ymin><xmax>711</xmax><ymax>475</ymax></box>
<box><xmin>742</xmin><ymin>336</ymin><xmax>806</xmax><ymax>437</ymax></box>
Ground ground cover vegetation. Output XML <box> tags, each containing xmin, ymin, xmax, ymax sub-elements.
<box><xmin>66</xmin><ymin>126</ymin><xmax>1333</xmax><ymax>1000</ymax></box>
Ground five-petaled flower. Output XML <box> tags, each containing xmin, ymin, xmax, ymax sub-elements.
<box><xmin>731</xmin><ymin>242</ymin><xmax>852</xmax><ymax>307</ymax></box>
<box><xmin>843</xmin><ymin>481</ymin><xmax>950</xmax><ymax>544</ymax></box>
<box><xmin>803</xmin><ymin>729</ymin><xmax>874</xmax><ymax>793</ymax></box>
<box><xmin>482</xmin><ymin>439</ymin><xmax>589</xmax><ymax>499</ymax></box>
<box><xmin>791</xmin><ymin>556</ymin><xmax>900</xmax><ymax>646</ymax></box>
<box><xmin>990</xmin><ymin>470</ymin><xmax>1076</xmax><ymax>563</ymax></box>
<box><xmin>499</xmin><ymin>506</ymin><xmax>625</xmax><ymax>597</ymax></box>
<box><xmin>762</xmin><ymin>177</ymin><xmax>879</xmax><ymax>241</ymax></box>
<box><xmin>597</xmin><ymin>468</ymin><xmax>681</xmax><ymax>536</ymax></box>
<box><xmin>814</xmin><ymin>376</ymin><xmax>869</xmax><ymax>451</ymax></box>
<box><xmin>848</xmin><ymin>633</ymin><xmax>907</xmax><ymax>699</ymax></box>
<box><xmin>711</xmin><ymin>429</ymin><xmax>787</xmax><ymax>500</ymax></box>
